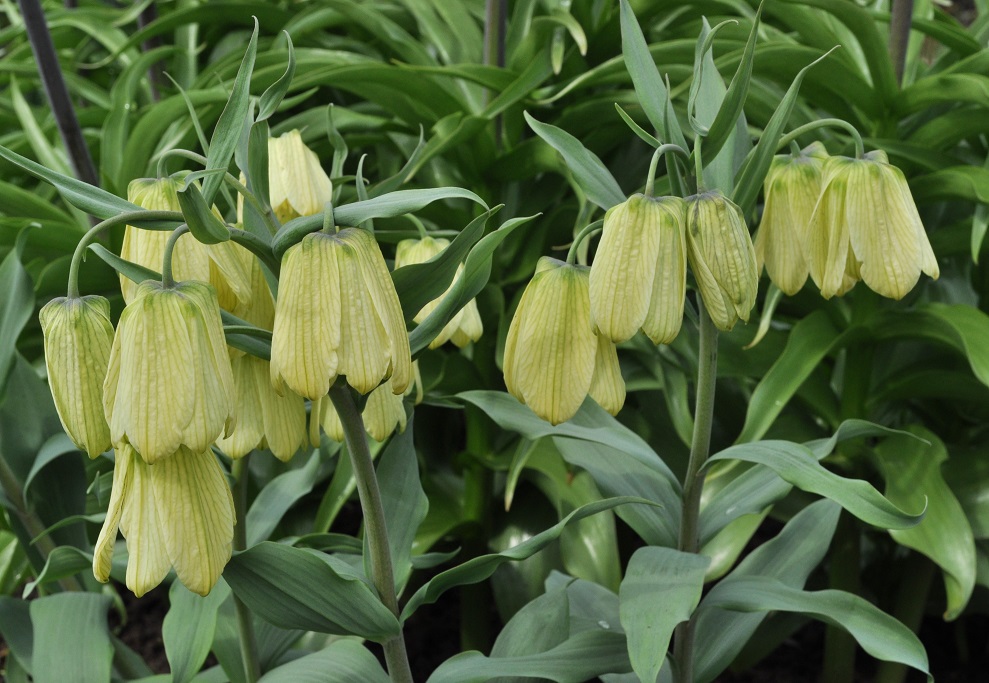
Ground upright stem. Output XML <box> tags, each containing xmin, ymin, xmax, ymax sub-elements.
<box><xmin>673</xmin><ymin>301</ymin><xmax>719</xmax><ymax>683</ymax></box>
<box><xmin>17</xmin><ymin>0</ymin><xmax>100</xmax><ymax>188</ymax></box>
<box><xmin>483</xmin><ymin>0</ymin><xmax>507</xmax><ymax>146</ymax></box>
<box><xmin>328</xmin><ymin>385</ymin><xmax>414</xmax><ymax>683</ymax></box>
<box><xmin>823</xmin><ymin>514</ymin><xmax>861</xmax><ymax>683</ymax></box>
<box><xmin>136</xmin><ymin>1</ymin><xmax>163</xmax><ymax>100</ymax></box>
<box><xmin>231</xmin><ymin>455</ymin><xmax>261</xmax><ymax>683</ymax></box>
<box><xmin>889</xmin><ymin>0</ymin><xmax>914</xmax><ymax>86</ymax></box>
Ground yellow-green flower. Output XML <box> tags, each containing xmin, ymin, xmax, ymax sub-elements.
<box><xmin>685</xmin><ymin>191</ymin><xmax>759</xmax><ymax>331</ymax></box>
<box><xmin>807</xmin><ymin>150</ymin><xmax>939</xmax><ymax>300</ymax></box>
<box><xmin>39</xmin><ymin>296</ymin><xmax>114</xmax><ymax>458</ymax></box>
<box><xmin>504</xmin><ymin>258</ymin><xmax>625</xmax><ymax>425</ymax></box>
<box><xmin>103</xmin><ymin>280</ymin><xmax>235</xmax><ymax>463</ymax></box>
<box><xmin>123</xmin><ymin>178</ymin><xmax>252</xmax><ymax>313</ymax></box>
<box><xmin>320</xmin><ymin>361</ymin><xmax>423</xmax><ymax>443</ymax></box>
<box><xmin>754</xmin><ymin>142</ymin><xmax>828</xmax><ymax>295</ymax></box>
<box><xmin>267</xmin><ymin>130</ymin><xmax>334</xmax><ymax>224</ymax></box>
<box><xmin>590</xmin><ymin>194</ymin><xmax>686</xmax><ymax>344</ymax></box>
<box><xmin>216</xmin><ymin>260</ymin><xmax>307</xmax><ymax>461</ymax></box>
<box><xmin>93</xmin><ymin>444</ymin><xmax>234</xmax><ymax>597</ymax></box>
<box><xmin>394</xmin><ymin>236</ymin><xmax>483</xmax><ymax>349</ymax></box>
<box><xmin>270</xmin><ymin>228</ymin><xmax>412</xmax><ymax>399</ymax></box>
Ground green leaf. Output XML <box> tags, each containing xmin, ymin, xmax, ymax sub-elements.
<box><xmin>693</xmin><ymin>500</ymin><xmax>841</xmax><ymax>683</ymax></box>
<box><xmin>24</xmin><ymin>433</ymin><xmax>78</xmax><ymax>497</ymax></box>
<box><xmin>408</xmin><ymin>214</ymin><xmax>535</xmax><ymax>354</ymax></box>
<box><xmin>704</xmin><ymin>577</ymin><xmax>931</xmax><ymax>682</ymax></box>
<box><xmin>620</xmin><ymin>548</ymin><xmax>709</xmax><ymax>683</ymax></box>
<box><xmin>246</xmin><ymin>456</ymin><xmax>321</xmax><ymax>546</ymax></box>
<box><xmin>426</xmin><ymin>630</ymin><xmax>631</xmax><ymax>683</ymax></box>
<box><xmin>177</xmin><ymin>182</ymin><xmax>230</xmax><ymax>245</ymax></box>
<box><xmin>21</xmin><ymin>546</ymin><xmax>90</xmax><ymax>598</ymax></box>
<box><xmin>0</xmin><ymin>596</ymin><xmax>34</xmax><ymax>672</ymax></box>
<box><xmin>401</xmin><ymin>497</ymin><xmax>653</xmax><ymax>620</ymax></box>
<box><xmin>257</xmin><ymin>34</ymin><xmax>297</xmax><ymax>122</ymax></box>
<box><xmin>0</xmin><ymin>227</ymin><xmax>34</xmax><ymax>393</ymax></box>
<box><xmin>257</xmin><ymin>639</ymin><xmax>390</xmax><ymax>683</ymax></box>
<box><xmin>163</xmin><ymin>581</ymin><xmax>230</xmax><ymax>683</ymax></box>
<box><xmin>224</xmin><ymin>542</ymin><xmax>400</xmax><ymax>642</ymax></box>
<box><xmin>377</xmin><ymin>416</ymin><xmax>428</xmax><ymax>590</ymax></box>
<box><xmin>618</xmin><ymin>0</ymin><xmax>687</xmax><ymax>149</ymax></box>
<box><xmin>272</xmin><ymin>188</ymin><xmax>488</xmax><ymax>257</ymax></box>
<box><xmin>736</xmin><ymin>311</ymin><xmax>842</xmax><ymax>444</ymax></box>
<box><xmin>707</xmin><ymin>441</ymin><xmax>924</xmax><ymax>530</ymax></box>
<box><xmin>490</xmin><ymin>582</ymin><xmax>570</xmax><ymax>669</ymax></box>
<box><xmin>201</xmin><ymin>21</ymin><xmax>259</xmax><ymax>205</ymax></box>
<box><xmin>524</xmin><ymin>112</ymin><xmax>625</xmax><ymax>210</ymax></box>
<box><xmin>877</xmin><ymin>427</ymin><xmax>975</xmax><ymax>620</ymax></box>
<box><xmin>30</xmin><ymin>593</ymin><xmax>114</xmax><ymax>683</ymax></box>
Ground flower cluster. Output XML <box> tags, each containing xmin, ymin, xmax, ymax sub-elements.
<box><xmin>756</xmin><ymin>145</ymin><xmax>939</xmax><ymax>299</ymax></box>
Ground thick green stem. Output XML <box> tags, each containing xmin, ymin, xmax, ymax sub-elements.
<box><xmin>232</xmin><ymin>455</ymin><xmax>261</xmax><ymax>683</ymax></box>
<box><xmin>874</xmin><ymin>555</ymin><xmax>935</xmax><ymax>683</ymax></box>
<box><xmin>889</xmin><ymin>0</ymin><xmax>914</xmax><ymax>86</ymax></box>
<box><xmin>67</xmin><ymin>210</ymin><xmax>185</xmax><ymax>298</ymax></box>
<box><xmin>673</xmin><ymin>301</ymin><xmax>719</xmax><ymax>683</ymax></box>
<box><xmin>483</xmin><ymin>0</ymin><xmax>507</xmax><ymax>146</ymax></box>
<box><xmin>161</xmin><ymin>224</ymin><xmax>190</xmax><ymax>288</ymax></box>
<box><xmin>823</xmin><ymin>514</ymin><xmax>861</xmax><ymax>683</ymax></box>
<box><xmin>777</xmin><ymin>118</ymin><xmax>865</xmax><ymax>159</ymax></box>
<box><xmin>645</xmin><ymin>144</ymin><xmax>689</xmax><ymax>197</ymax></box>
<box><xmin>565</xmin><ymin>219</ymin><xmax>603</xmax><ymax>265</ymax></box>
<box><xmin>328</xmin><ymin>385</ymin><xmax>414</xmax><ymax>683</ymax></box>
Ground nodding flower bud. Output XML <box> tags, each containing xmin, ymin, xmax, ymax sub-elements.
<box><xmin>103</xmin><ymin>280</ymin><xmax>235</xmax><ymax>463</ymax></box>
<box><xmin>807</xmin><ymin>150</ymin><xmax>939</xmax><ymax>300</ymax></box>
<box><xmin>394</xmin><ymin>236</ymin><xmax>483</xmax><ymax>349</ymax></box>
<box><xmin>504</xmin><ymin>258</ymin><xmax>625</xmax><ymax>425</ymax></box>
<box><xmin>685</xmin><ymin>191</ymin><xmax>759</xmax><ymax>331</ymax></box>
<box><xmin>267</xmin><ymin>130</ymin><xmax>334</xmax><ymax>224</ymax></box>
<box><xmin>93</xmin><ymin>444</ymin><xmax>234</xmax><ymax>597</ymax></box>
<box><xmin>270</xmin><ymin>228</ymin><xmax>412</xmax><ymax>399</ymax></box>
<box><xmin>755</xmin><ymin>142</ymin><xmax>828</xmax><ymax>296</ymax></box>
<box><xmin>124</xmin><ymin>177</ymin><xmax>252</xmax><ymax>314</ymax></box>
<box><xmin>39</xmin><ymin>296</ymin><xmax>114</xmax><ymax>458</ymax></box>
<box><xmin>590</xmin><ymin>194</ymin><xmax>686</xmax><ymax>345</ymax></box>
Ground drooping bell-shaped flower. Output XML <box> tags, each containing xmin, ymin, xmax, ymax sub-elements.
<box><xmin>103</xmin><ymin>280</ymin><xmax>235</xmax><ymax>463</ymax></box>
<box><xmin>754</xmin><ymin>142</ymin><xmax>828</xmax><ymax>296</ymax></box>
<box><xmin>590</xmin><ymin>194</ymin><xmax>686</xmax><ymax>344</ymax></box>
<box><xmin>93</xmin><ymin>444</ymin><xmax>234</xmax><ymax>597</ymax></box>
<box><xmin>267</xmin><ymin>130</ymin><xmax>334</xmax><ymax>224</ymax></box>
<box><xmin>394</xmin><ymin>236</ymin><xmax>483</xmax><ymax>349</ymax></box>
<box><xmin>807</xmin><ymin>150</ymin><xmax>939</xmax><ymax>300</ymax></box>
<box><xmin>123</xmin><ymin>178</ymin><xmax>252</xmax><ymax>313</ymax></box>
<box><xmin>685</xmin><ymin>191</ymin><xmax>759</xmax><ymax>331</ymax></box>
<box><xmin>504</xmin><ymin>258</ymin><xmax>625</xmax><ymax>425</ymax></box>
<box><xmin>39</xmin><ymin>296</ymin><xmax>114</xmax><ymax>458</ymax></box>
<box><xmin>320</xmin><ymin>361</ymin><xmax>423</xmax><ymax>443</ymax></box>
<box><xmin>270</xmin><ymin>228</ymin><xmax>411</xmax><ymax>399</ymax></box>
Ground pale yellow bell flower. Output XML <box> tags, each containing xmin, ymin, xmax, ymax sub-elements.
<box><xmin>270</xmin><ymin>228</ymin><xmax>411</xmax><ymax>399</ymax></box>
<box><xmin>38</xmin><ymin>296</ymin><xmax>114</xmax><ymax>458</ymax></box>
<box><xmin>685</xmin><ymin>191</ymin><xmax>759</xmax><ymax>331</ymax></box>
<box><xmin>590</xmin><ymin>194</ymin><xmax>686</xmax><ymax>344</ymax></box>
<box><xmin>754</xmin><ymin>142</ymin><xmax>828</xmax><ymax>296</ymax></box>
<box><xmin>394</xmin><ymin>236</ymin><xmax>484</xmax><ymax>349</ymax></box>
<box><xmin>320</xmin><ymin>361</ymin><xmax>423</xmax><ymax>443</ymax></box>
<box><xmin>504</xmin><ymin>258</ymin><xmax>625</xmax><ymax>425</ymax></box>
<box><xmin>807</xmin><ymin>150</ymin><xmax>939</xmax><ymax>300</ymax></box>
<box><xmin>93</xmin><ymin>444</ymin><xmax>234</xmax><ymax>597</ymax></box>
<box><xmin>103</xmin><ymin>280</ymin><xmax>235</xmax><ymax>463</ymax></box>
<box><xmin>122</xmin><ymin>178</ymin><xmax>252</xmax><ymax>314</ymax></box>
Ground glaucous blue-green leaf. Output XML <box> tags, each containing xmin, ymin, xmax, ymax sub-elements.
<box><xmin>699</xmin><ymin>510</ymin><xmax>769</xmax><ymax>581</ymax></box>
<box><xmin>693</xmin><ymin>500</ymin><xmax>841</xmax><ymax>683</ymax></box>
<box><xmin>257</xmin><ymin>639</ymin><xmax>389</xmax><ymax>683</ymax></box>
<box><xmin>246</xmin><ymin>456</ymin><xmax>321</xmax><ymax>546</ymax></box>
<box><xmin>707</xmin><ymin>440</ymin><xmax>923</xmax><ymax>530</ymax></box>
<box><xmin>0</xmin><ymin>596</ymin><xmax>33</xmax><ymax>672</ymax></box>
<box><xmin>620</xmin><ymin>547</ymin><xmax>709</xmax><ymax>683</ymax></box>
<box><xmin>23</xmin><ymin>434</ymin><xmax>78</xmax><ymax>497</ymax></box>
<box><xmin>30</xmin><ymin>593</ymin><xmax>114</xmax><ymax>683</ymax></box>
<box><xmin>257</xmin><ymin>34</ymin><xmax>297</xmax><ymax>122</ymax></box>
<box><xmin>376</xmin><ymin>416</ymin><xmax>428</xmax><ymax>590</ymax></box>
<box><xmin>21</xmin><ymin>546</ymin><xmax>90</xmax><ymax>598</ymax></box>
<box><xmin>224</xmin><ymin>542</ymin><xmax>399</xmax><ymax>642</ymax></box>
<box><xmin>877</xmin><ymin>427</ymin><xmax>975</xmax><ymax>620</ymax></box>
<box><xmin>163</xmin><ymin>581</ymin><xmax>230</xmax><ymax>683</ymax></box>
<box><xmin>177</xmin><ymin>182</ymin><xmax>230</xmax><ymax>244</ymax></box>
<box><xmin>704</xmin><ymin>577</ymin><xmax>931</xmax><ymax>682</ymax></box>
<box><xmin>490</xmin><ymin>582</ymin><xmax>570</xmax><ymax>675</ymax></box>
<box><xmin>523</xmin><ymin>112</ymin><xmax>625</xmax><ymax>210</ymax></box>
<box><xmin>0</xmin><ymin>227</ymin><xmax>34</xmax><ymax>393</ymax></box>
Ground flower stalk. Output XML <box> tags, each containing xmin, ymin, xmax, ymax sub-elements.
<box><xmin>328</xmin><ymin>384</ymin><xmax>414</xmax><ymax>683</ymax></box>
<box><xmin>232</xmin><ymin>455</ymin><xmax>262</xmax><ymax>683</ymax></box>
<box><xmin>673</xmin><ymin>299</ymin><xmax>719</xmax><ymax>683</ymax></box>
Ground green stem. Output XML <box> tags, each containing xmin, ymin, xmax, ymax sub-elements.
<box><xmin>777</xmin><ymin>118</ymin><xmax>865</xmax><ymax>159</ymax></box>
<box><xmin>229</xmin><ymin>229</ymin><xmax>281</xmax><ymax>276</ymax></box>
<box><xmin>693</xmin><ymin>140</ymin><xmax>705</xmax><ymax>193</ymax></box>
<box><xmin>889</xmin><ymin>0</ymin><xmax>914</xmax><ymax>86</ymax></box>
<box><xmin>823</xmin><ymin>514</ymin><xmax>861</xmax><ymax>683</ymax></box>
<box><xmin>161</xmin><ymin>224</ymin><xmax>190</xmax><ymax>288</ymax></box>
<box><xmin>874</xmin><ymin>554</ymin><xmax>935</xmax><ymax>683</ymax></box>
<box><xmin>67</xmin><ymin>210</ymin><xmax>185</xmax><ymax>298</ymax></box>
<box><xmin>328</xmin><ymin>385</ymin><xmax>414</xmax><ymax>683</ymax></box>
<box><xmin>565</xmin><ymin>219</ymin><xmax>604</xmax><ymax>265</ymax></box>
<box><xmin>645</xmin><ymin>144</ymin><xmax>690</xmax><ymax>197</ymax></box>
<box><xmin>232</xmin><ymin>455</ymin><xmax>261</xmax><ymax>683</ymax></box>
<box><xmin>673</xmin><ymin>300</ymin><xmax>719</xmax><ymax>683</ymax></box>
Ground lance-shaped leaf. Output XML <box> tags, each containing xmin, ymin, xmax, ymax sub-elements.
<box><xmin>258</xmin><ymin>640</ymin><xmax>390</xmax><ymax>683</ymax></box>
<box><xmin>258</xmin><ymin>33</ymin><xmax>296</xmax><ymax>122</ymax></box>
<box><xmin>176</xmin><ymin>181</ymin><xmax>230</xmax><ymax>244</ymax></box>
